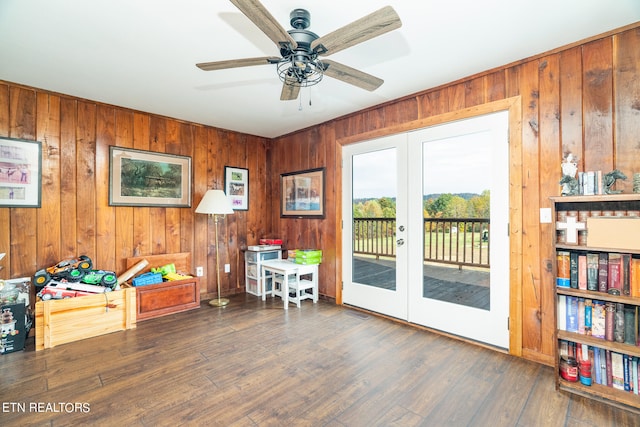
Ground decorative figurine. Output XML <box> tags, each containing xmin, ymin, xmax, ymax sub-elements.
<box><xmin>603</xmin><ymin>169</ymin><xmax>627</xmax><ymax>194</ymax></box>
<box><xmin>560</xmin><ymin>153</ymin><xmax>579</xmax><ymax>196</ymax></box>
<box><xmin>560</xmin><ymin>175</ymin><xmax>580</xmax><ymax>196</ymax></box>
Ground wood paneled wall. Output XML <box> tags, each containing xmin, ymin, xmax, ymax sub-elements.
<box><xmin>0</xmin><ymin>86</ymin><xmax>272</xmax><ymax>301</ymax></box>
<box><xmin>269</xmin><ymin>24</ymin><xmax>640</xmax><ymax>365</ymax></box>
<box><xmin>1</xmin><ymin>23</ymin><xmax>639</xmax><ymax>364</ymax></box>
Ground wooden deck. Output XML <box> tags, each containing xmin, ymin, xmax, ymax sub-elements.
<box><xmin>353</xmin><ymin>256</ymin><xmax>490</xmax><ymax>310</ymax></box>
<box><xmin>3</xmin><ymin>294</ymin><xmax>637</xmax><ymax>425</ymax></box>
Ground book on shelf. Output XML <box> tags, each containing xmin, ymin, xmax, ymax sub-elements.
<box><xmin>608</xmin><ymin>253</ymin><xmax>623</xmax><ymax>294</ymax></box>
<box><xmin>624</xmin><ymin>354</ymin><xmax>632</xmax><ymax>392</ymax></box>
<box><xmin>567</xmin><ymin>296</ymin><xmax>579</xmax><ymax>333</ymax></box>
<box><xmin>570</xmin><ymin>252</ymin><xmax>579</xmax><ymax>289</ymax></box>
<box><xmin>598</xmin><ymin>253</ymin><xmax>609</xmax><ymax>293</ymax></box>
<box><xmin>623</xmin><ymin>254</ymin><xmax>632</xmax><ymax>296</ymax></box>
<box><xmin>557</xmin><ymin>251</ymin><xmax>571</xmax><ymax>288</ymax></box>
<box><xmin>587</xmin><ymin>253</ymin><xmax>599</xmax><ymax>292</ymax></box>
<box><xmin>578</xmin><ymin>298</ymin><xmax>586</xmax><ymax>335</ymax></box>
<box><xmin>605</xmin><ymin>302</ymin><xmax>615</xmax><ymax>342</ymax></box>
<box><xmin>631</xmin><ymin>357</ymin><xmax>640</xmax><ymax>394</ymax></box>
<box><xmin>600</xmin><ymin>348</ymin><xmax>607</xmax><ymax>386</ymax></box>
<box><xmin>624</xmin><ymin>306</ymin><xmax>637</xmax><ymax>346</ymax></box>
<box><xmin>559</xmin><ymin>339</ymin><xmax>569</xmax><ymax>357</ymax></box>
<box><xmin>578</xmin><ymin>254</ymin><xmax>587</xmax><ymax>290</ymax></box>
<box><xmin>557</xmin><ymin>295</ymin><xmax>567</xmax><ymax>331</ymax></box>
<box><xmin>592</xmin><ymin>301</ymin><xmax>606</xmax><ymax>339</ymax></box>
<box><xmin>594</xmin><ymin>347</ymin><xmax>602</xmax><ymax>384</ymax></box>
<box><xmin>606</xmin><ymin>350</ymin><xmax>613</xmax><ymax>387</ymax></box>
<box><xmin>584</xmin><ymin>299</ymin><xmax>593</xmax><ymax>336</ymax></box>
<box><xmin>612</xmin><ymin>352</ymin><xmax>625</xmax><ymax>390</ymax></box>
<box><xmin>580</xmin><ymin>171</ymin><xmax>600</xmax><ymax>195</ymax></box>
<box><xmin>614</xmin><ymin>302</ymin><xmax>625</xmax><ymax>343</ymax></box>
<box><xmin>578</xmin><ymin>170</ymin><xmax>604</xmax><ymax>195</ymax></box>
<box><xmin>633</xmin><ymin>257</ymin><xmax>640</xmax><ymax>298</ymax></box>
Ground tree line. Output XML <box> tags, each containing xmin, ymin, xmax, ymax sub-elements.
<box><xmin>353</xmin><ymin>190</ymin><xmax>490</xmax><ymax>219</ymax></box>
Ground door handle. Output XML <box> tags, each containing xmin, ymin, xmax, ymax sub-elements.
<box><xmin>397</xmin><ymin>238</ymin><xmax>405</xmax><ymax>246</ymax></box>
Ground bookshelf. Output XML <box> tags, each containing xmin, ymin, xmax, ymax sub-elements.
<box><xmin>551</xmin><ymin>194</ymin><xmax>640</xmax><ymax>414</ymax></box>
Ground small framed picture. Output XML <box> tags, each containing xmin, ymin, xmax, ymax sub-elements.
<box><xmin>0</xmin><ymin>137</ymin><xmax>42</xmax><ymax>208</ymax></box>
<box><xmin>224</xmin><ymin>166</ymin><xmax>249</xmax><ymax>211</ymax></box>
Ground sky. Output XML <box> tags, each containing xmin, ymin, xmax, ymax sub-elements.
<box><xmin>352</xmin><ymin>131</ymin><xmax>492</xmax><ymax>199</ymax></box>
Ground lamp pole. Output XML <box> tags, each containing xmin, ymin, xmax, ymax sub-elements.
<box><xmin>210</xmin><ymin>213</ymin><xmax>229</xmax><ymax>307</ymax></box>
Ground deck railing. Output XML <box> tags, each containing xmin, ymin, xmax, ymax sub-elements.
<box><xmin>353</xmin><ymin>217</ymin><xmax>490</xmax><ymax>268</ymax></box>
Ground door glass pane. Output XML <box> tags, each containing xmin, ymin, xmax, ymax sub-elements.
<box><xmin>422</xmin><ymin>133</ymin><xmax>491</xmax><ymax>310</ymax></box>
<box><xmin>352</xmin><ymin>148</ymin><xmax>397</xmax><ymax>291</ymax></box>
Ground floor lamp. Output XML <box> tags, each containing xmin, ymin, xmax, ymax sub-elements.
<box><xmin>195</xmin><ymin>189</ymin><xmax>234</xmax><ymax>307</ymax></box>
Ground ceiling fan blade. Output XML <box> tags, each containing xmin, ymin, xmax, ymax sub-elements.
<box><xmin>196</xmin><ymin>56</ymin><xmax>280</xmax><ymax>71</ymax></box>
<box><xmin>280</xmin><ymin>78</ymin><xmax>301</xmax><ymax>101</ymax></box>
<box><xmin>311</xmin><ymin>6</ymin><xmax>401</xmax><ymax>56</ymax></box>
<box><xmin>322</xmin><ymin>60</ymin><xmax>383</xmax><ymax>91</ymax></box>
<box><xmin>230</xmin><ymin>0</ymin><xmax>298</xmax><ymax>49</ymax></box>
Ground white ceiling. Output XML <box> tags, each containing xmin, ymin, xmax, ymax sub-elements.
<box><xmin>1</xmin><ymin>1</ymin><xmax>639</xmax><ymax>139</ymax></box>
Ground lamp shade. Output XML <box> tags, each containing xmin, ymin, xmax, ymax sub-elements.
<box><xmin>195</xmin><ymin>190</ymin><xmax>234</xmax><ymax>215</ymax></box>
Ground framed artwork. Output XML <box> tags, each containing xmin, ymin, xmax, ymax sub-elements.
<box><xmin>224</xmin><ymin>166</ymin><xmax>249</xmax><ymax>210</ymax></box>
<box><xmin>0</xmin><ymin>137</ymin><xmax>41</xmax><ymax>208</ymax></box>
<box><xmin>109</xmin><ymin>146</ymin><xmax>191</xmax><ymax>207</ymax></box>
<box><xmin>280</xmin><ymin>167</ymin><xmax>325</xmax><ymax>218</ymax></box>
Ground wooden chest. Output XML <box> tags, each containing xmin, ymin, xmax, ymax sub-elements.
<box><xmin>126</xmin><ymin>252</ymin><xmax>200</xmax><ymax>321</ymax></box>
<box><xmin>35</xmin><ymin>287</ymin><xmax>136</xmax><ymax>351</ymax></box>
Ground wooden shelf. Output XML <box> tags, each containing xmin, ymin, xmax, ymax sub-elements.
<box><xmin>556</xmin><ymin>287</ymin><xmax>640</xmax><ymax>306</ymax></box>
<box><xmin>557</xmin><ymin>330</ymin><xmax>640</xmax><ymax>358</ymax></box>
<box><xmin>550</xmin><ymin>194</ymin><xmax>640</xmax><ymax>203</ymax></box>
<box><xmin>558</xmin><ymin>379</ymin><xmax>640</xmax><ymax>414</ymax></box>
<box><xmin>555</xmin><ymin>244</ymin><xmax>640</xmax><ymax>255</ymax></box>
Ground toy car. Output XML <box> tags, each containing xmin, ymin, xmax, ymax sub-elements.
<box><xmin>81</xmin><ymin>270</ymin><xmax>118</xmax><ymax>289</ymax></box>
<box><xmin>33</xmin><ymin>255</ymin><xmax>93</xmax><ymax>287</ymax></box>
<box><xmin>37</xmin><ymin>285</ymin><xmax>94</xmax><ymax>301</ymax></box>
<box><xmin>37</xmin><ymin>280</ymin><xmax>112</xmax><ymax>301</ymax></box>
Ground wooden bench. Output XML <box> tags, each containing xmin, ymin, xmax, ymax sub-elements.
<box><xmin>126</xmin><ymin>252</ymin><xmax>200</xmax><ymax>321</ymax></box>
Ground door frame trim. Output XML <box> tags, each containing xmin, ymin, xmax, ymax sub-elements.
<box><xmin>335</xmin><ymin>96</ymin><xmax>523</xmax><ymax>356</ymax></box>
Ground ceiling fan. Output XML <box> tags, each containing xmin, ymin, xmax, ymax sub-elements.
<box><xmin>196</xmin><ymin>0</ymin><xmax>402</xmax><ymax>101</ymax></box>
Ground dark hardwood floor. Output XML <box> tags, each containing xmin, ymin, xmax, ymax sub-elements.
<box><xmin>1</xmin><ymin>294</ymin><xmax>638</xmax><ymax>426</ymax></box>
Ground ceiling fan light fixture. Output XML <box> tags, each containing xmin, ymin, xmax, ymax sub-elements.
<box><xmin>277</xmin><ymin>57</ymin><xmax>324</xmax><ymax>87</ymax></box>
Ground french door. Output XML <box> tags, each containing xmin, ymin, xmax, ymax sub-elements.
<box><xmin>342</xmin><ymin>110</ymin><xmax>510</xmax><ymax>349</ymax></box>
<box><xmin>342</xmin><ymin>133</ymin><xmax>408</xmax><ymax>319</ymax></box>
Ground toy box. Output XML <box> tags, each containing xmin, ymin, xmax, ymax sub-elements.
<box><xmin>1</xmin><ymin>303</ymin><xmax>27</xmax><ymax>354</ymax></box>
<box><xmin>125</xmin><ymin>252</ymin><xmax>200</xmax><ymax>321</ymax></box>
<box><xmin>35</xmin><ymin>287</ymin><xmax>136</xmax><ymax>351</ymax></box>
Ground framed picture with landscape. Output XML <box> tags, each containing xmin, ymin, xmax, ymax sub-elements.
<box><xmin>0</xmin><ymin>137</ymin><xmax>41</xmax><ymax>208</ymax></box>
<box><xmin>109</xmin><ymin>146</ymin><xmax>191</xmax><ymax>207</ymax></box>
<box><xmin>280</xmin><ymin>167</ymin><xmax>325</xmax><ymax>218</ymax></box>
